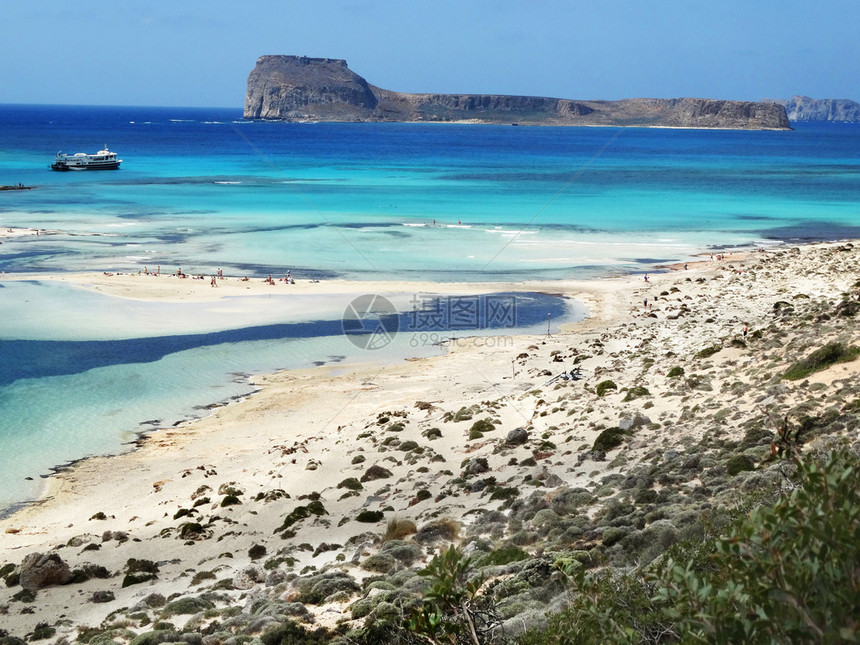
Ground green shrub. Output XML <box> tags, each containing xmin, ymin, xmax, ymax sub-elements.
<box><xmin>190</xmin><ymin>570</ymin><xmax>217</xmax><ymax>586</ymax></box>
<box><xmin>337</xmin><ymin>477</ymin><xmax>363</xmax><ymax>491</ymax></box>
<box><xmin>361</xmin><ymin>465</ymin><xmax>393</xmax><ymax>482</ymax></box>
<box><xmin>622</xmin><ymin>386</ymin><xmax>650</xmax><ymax>402</ymax></box>
<box><xmin>248</xmin><ymin>544</ymin><xmax>267</xmax><ymax>560</ymax></box>
<box><xmin>592</xmin><ymin>427</ymin><xmax>629</xmax><ymax>452</ymax></box>
<box><xmin>361</xmin><ymin>553</ymin><xmax>397</xmax><ymax>574</ymax></box>
<box><xmin>260</xmin><ymin>620</ymin><xmax>333</xmax><ymax>645</ymax></box>
<box><xmin>274</xmin><ymin>501</ymin><xmax>327</xmax><ymax>534</ymax></box>
<box><xmin>11</xmin><ymin>588</ymin><xmax>36</xmax><ymax>603</ymax></box>
<box><xmin>601</xmin><ymin>526</ymin><xmax>628</xmax><ymax>546</ymax></box>
<box><xmin>178</xmin><ymin>522</ymin><xmax>205</xmax><ymax>539</ymax></box>
<box><xmin>356</xmin><ymin>510</ymin><xmax>385</xmax><ymax>523</ymax></box>
<box><xmin>481</xmin><ymin>546</ymin><xmax>529</xmax><ymax>566</ymax></box>
<box><xmin>414</xmin><ymin>489</ymin><xmax>432</xmax><ymax>502</ymax></box>
<box><xmin>634</xmin><ymin>488</ymin><xmax>658</xmax><ymax>504</ymax></box>
<box><xmin>423</xmin><ymin>427</ymin><xmax>442</xmax><ymax>440</ymax></box>
<box><xmin>161</xmin><ymin>595</ymin><xmax>215</xmax><ymax>616</ymax></box>
<box><xmin>784</xmin><ymin>342</ymin><xmax>860</xmax><ymax>380</ymax></box>
<box><xmin>126</xmin><ymin>558</ymin><xmax>159</xmax><ymax>574</ymax></box>
<box><xmin>696</xmin><ymin>345</ymin><xmax>722</xmax><ymax>359</ymax></box>
<box><xmin>407</xmin><ymin>546</ymin><xmax>488</xmax><ymax>643</ymax></box>
<box><xmin>468</xmin><ymin>418</ymin><xmax>496</xmax><ymax>441</ymax></box>
<box><xmin>595</xmin><ymin>380</ymin><xmax>618</xmax><ymax>397</ymax></box>
<box><xmin>522</xmin><ymin>450</ymin><xmax>860</xmax><ymax>645</ymax></box>
<box><xmin>667</xmin><ymin>366</ymin><xmax>685</xmax><ymax>378</ymax></box>
<box><xmin>489</xmin><ymin>486</ymin><xmax>520</xmax><ymax>501</ymax></box>
<box><xmin>30</xmin><ymin>623</ymin><xmax>56</xmax><ymax>641</ymax></box>
<box><xmin>122</xmin><ymin>573</ymin><xmax>157</xmax><ymax>588</ymax></box>
<box><xmin>453</xmin><ymin>407</ymin><xmax>474</xmax><ymax>422</ymax></box>
<box><xmin>725</xmin><ymin>454</ymin><xmax>755</xmax><ymax>476</ymax></box>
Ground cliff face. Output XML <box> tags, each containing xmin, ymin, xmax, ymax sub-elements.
<box><xmin>244</xmin><ymin>56</ymin><xmax>790</xmax><ymax>130</ymax></box>
<box><xmin>780</xmin><ymin>96</ymin><xmax>860</xmax><ymax>122</ymax></box>
<box><xmin>244</xmin><ymin>56</ymin><xmax>378</xmax><ymax>120</ymax></box>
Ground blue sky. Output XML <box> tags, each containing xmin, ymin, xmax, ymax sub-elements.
<box><xmin>2</xmin><ymin>0</ymin><xmax>857</xmax><ymax>107</ymax></box>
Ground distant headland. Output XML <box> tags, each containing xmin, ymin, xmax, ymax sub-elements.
<box><xmin>771</xmin><ymin>95</ymin><xmax>860</xmax><ymax>122</ymax></box>
<box><xmin>244</xmin><ymin>56</ymin><xmax>791</xmax><ymax>130</ymax></box>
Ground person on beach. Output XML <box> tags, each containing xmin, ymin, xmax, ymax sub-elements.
<box><xmin>644</xmin><ymin>274</ymin><xmax>649</xmax><ymax>282</ymax></box>
<box><xmin>211</xmin><ymin>276</ymin><xmax>217</xmax><ymax>287</ymax></box>
<box><xmin>743</xmin><ymin>324</ymin><xmax>748</xmax><ymax>338</ymax></box>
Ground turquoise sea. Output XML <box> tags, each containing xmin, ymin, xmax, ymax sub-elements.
<box><xmin>1</xmin><ymin>104</ymin><xmax>859</xmax><ymax>513</ymax></box>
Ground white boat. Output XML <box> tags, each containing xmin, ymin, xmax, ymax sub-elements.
<box><xmin>51</xmin><ymin>146</ymin><xmax>121</xmax><ymax>171</ymax></box>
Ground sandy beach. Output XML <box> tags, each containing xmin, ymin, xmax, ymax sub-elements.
<box><xmin>1</xmin><ymin>240</ymin><xmax>859</xmax><ymax>642</ymax></box>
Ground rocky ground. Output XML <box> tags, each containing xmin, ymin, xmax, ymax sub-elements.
<box><xmin>1</xmin><ymin>241</ymin><xmax>859</xmax><ymax>644</ymax></box>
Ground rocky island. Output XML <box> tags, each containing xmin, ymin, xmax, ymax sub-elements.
<box><xmin>244</xmin><ymin>56</ymin><xmax>790</xmax><ymax>130</ymax></box>
<box><xmin>778</xmin><ymin>95</ymin><xmax>860</xmax><ymax>122</ymax></box>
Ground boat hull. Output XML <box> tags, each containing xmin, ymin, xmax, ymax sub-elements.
<box><xmin>51</xmin><ymin>161</ymin><xmax>121</xmax><ymax>171</ymax></box>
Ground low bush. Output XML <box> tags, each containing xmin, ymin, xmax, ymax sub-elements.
<box><xmin>592</xmin><ymin>427</ymin><xmax>629</xmax><ymax>452</ymax></box>
<box><xmin>468</xmin><ymin>418</ymin><xmax>496</xmax><ymax>440</ymax></box>
<box><xmin>356</xmin><ymin>510</ymin><xmax>385</xmax><ymax>523</ymax></box>
<box><xmin>726</xmin><ymin>454</ymin><xmax>755</xmax><ymax>476</ymax></box>
<box><xmin>423</xmin><ymin>427</ymin><xmax>442</xmax><ymax>440</ymax></box>
<box><xmin>696</xmin><ymin>345</ymin><xmax>722</xmax><ymax>359</ymax></box>
<box><xmin>361</xmin><ymin>465</ymin><xmax>394</xmax><ymax>482</ymax></box>
<box><xmin>481</xmin><ymin>545</ymin><xmax>529</xmax><ymax>567</ymax></box>
<box><xmin>337</xmin><ymin>477</ymin><xmax>363</xmax><ymax>491</ymax></box>
<box><xmin>521</xmin><ymin>450</ymin><xmax>860</xmax><ymax>644</ymax></box>
<box><xmin>784</xmin><ymin>342</ymin><xmax>860</xmax><ymax>380</ymax></box>
<box><xmin>383</xmin><ymin>517</ymin><xmax>417</xmax><ymax>542</ymax></box>
<box><xmin>623</xmin><ymin>386</ymin><xmax>651</xmax><ymax>402</ymax></box>
<box><xmin>274</xmin><ymin>501</ymin><xmax>327</xmax><ymax>534</ymax></box>
<box><xmin>595</xmin><ymin>380</ymin><xmax>618</xmax><ymax>397</ymax></box>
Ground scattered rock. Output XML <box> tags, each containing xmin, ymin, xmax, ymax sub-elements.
<box><xmin>505</xmin><ymin>427</ymin><xmax>530</xmax><ymax>445</ymax></box>
<box><xmin>618</xmin><ymin>412</ymin><xmax>652</xmax><ymax>431</ymax></box>
<box><xmin>464</xmin><ymin>457</ymin><xmax>490</xmax><ymax>477</ymax></box>
<box><xmin>19</xmin><ymin>552</ymin><xmax>73</xmax><ymax>591</ymax></box>
<box><xmin>232</xmin><ymin>565</ymin><xmax>264</xmax><ymax>590</ymax></box>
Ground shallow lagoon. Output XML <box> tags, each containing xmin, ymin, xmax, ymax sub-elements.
<box><xmin>1</xmin><ymin>105</ymin><xmax>859</xmax><ymax>511</ymax></box>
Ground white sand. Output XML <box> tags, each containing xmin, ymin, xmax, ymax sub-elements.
<box><xmin>1</xmin><ymin>241</ymin><xmax>859</xmax><ymax>639</ymax></box>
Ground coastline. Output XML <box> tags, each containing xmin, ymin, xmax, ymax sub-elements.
<box><xmin>1</xmin><ymin>239</ymin><xmax>859</xmax><ymax>640</ymax></box>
